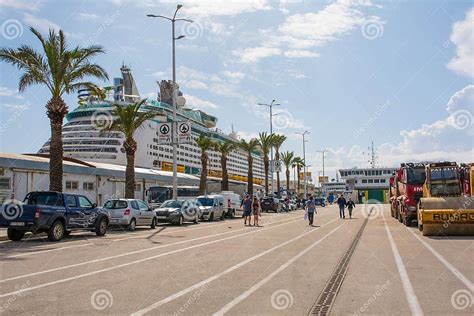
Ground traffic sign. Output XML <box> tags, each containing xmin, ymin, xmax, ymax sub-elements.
<box><xmin>271</xmin><ymin>160</ymin><xmax>282</xmax><ymax>172</ymax></box>
<box><xmin>176</xmin><ymin>121</ymin><xmax>192</xmax><ymax>144</ymax></box>
<box><xmin>157</xmin><ymin>123</ymin><xmax>172</xmax><ymax>144</ymax></box>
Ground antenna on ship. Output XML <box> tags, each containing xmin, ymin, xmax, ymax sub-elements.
<box><xmin>366</xmin><ymin>141</ymin><xmax>378</xmax><ymax>168</ymax></box>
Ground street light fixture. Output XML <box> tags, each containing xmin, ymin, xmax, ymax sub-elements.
<box><xmin>258</xmin><ymin>100</ymin><xmax>281</xmax><ymax>194</ymax></box>
<box><xmin>295</xmin><ymin>130</ymin><xmax>310</xmax><ymax>198</ymax></box>
<box><xmin>147</xmin><ymin>5</ymin><xmax>193</xmax><ymax>200</ymax></box>
<box><xmin>316</xmin><ymin>149</ymin><xmax>328</xmax><ymax>187</ymax></box>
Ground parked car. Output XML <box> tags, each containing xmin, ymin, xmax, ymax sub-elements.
<box><xmin>195</xmin><ymin>195</ymin><xmax>225</xmax><ymax>221</ymax></box>
<box><xmin>314</xmin><ymin>197</ymin><xmax>326</xmax><ymax>207</ymax></box>
<box><xmin>261</xmin><ymin>197</ymin><xmax>280</xmax><ymax>213</ymax></box>
<box><xmin>103</xmin><ymin>199</ymin><xmax>156</xmax><ymax>231</ymax></box>
<box><xmin>155</xmin><ymin>199</ymin><xmax>200</xmax><ymax>225</ymax></box>
<box><xmin>215</xmin><ymin>191</ymin><xmax>242</xmax><ymax>218</ymax></box>
<box><xmin>0</xmin><ymin>191</ymin><xmax>109</xmax><ymax>242</ymax></box>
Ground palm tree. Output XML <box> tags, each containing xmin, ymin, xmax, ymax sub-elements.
<box><xmin>239</xmin><ymin>138</ymin><xmax>260</xmax><ymax>196</ymax></box>
<box><xmin>280</xmin><ymin>151</ymin><xmax>294</xmax><ymax>192</ymax></box>
<box><xmin>292</xmin><ymin>157</ymin><xmax>305</xmax><ymax>195</ymax></box>
<box><xmin>109</xmin><ymin>100</ymin><xmax>157</xmax><ymax>198</ymax></box>
<box><xmin>257</xmin><ymin>132</ymin><xmax>275</xmax><ymax>196</ymax></box>
<box><xmin>272</xmin><ymin>134</ymin><xmax>287</xmax><ymax>195</ymax></box>
<box><xmin>215</xmin><ymin>141</ymin><xmax>235</xmax><ymax>191</ymax></box>
<box><xmin>196</xmin><ymin>135</ymin><xmax>215</xmax><ymax>195</ymax></box>
<box><xmin>0</xmin><ymin>27</ymin><xmax>108</xmax><ymax>192</ymax></box>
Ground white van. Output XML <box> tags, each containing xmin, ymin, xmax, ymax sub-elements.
<box><xmin>195</xmin><ymin>195</ymin><xmax>225</xmax><ymax>221</ymax></box>
<box><xmin>215</xmin><ymin>191</ymin><xmax>242</xmax><ymax>218</ymax></box>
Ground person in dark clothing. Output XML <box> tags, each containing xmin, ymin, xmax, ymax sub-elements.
<box><xmin>346</xmin><ymin>198</ymin><xmax>355</xmax><ymax>219</ymax></box>
<box><xmin>305</xmin><ymin>195</ymin><xmax>317</xmax><ymax>226</ymax></box>
<box><xmin>241</xmin><ymin>195</ymin><xmax>253</xmax><ymax>226</ymax></box>
<box><xmin>337</xmin><ymin>195</ymin><xmax>347</xmax><ymax>219</ymax></box>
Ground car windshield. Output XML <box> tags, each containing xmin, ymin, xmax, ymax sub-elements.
<box><xmin>407</xmin><ymin>168</ymin><xmax>426</xmax><ymax>185</ymax></box>
<box><xmin>430</xmin><ymin>167</ymin><xmax>458</xmax><ymax>181</ymax></box>
<box><xmin>160</xmin><ymin>200</ymin><xmax>183</xmax><ymax>208</ymax></box>
<box><xmin>24</xmin><ymin>193</ymin><xmax>61</xmax><ymax>206</ymax></box>
<box><xmin>196</xmin><ymin>198</ymin><xmax>214</xmax><ymax>206</ymax></box>
<box><xmin>104</xmin><ymin>200</ymin><xmax>128</xmax><ymax>209</ymax></box>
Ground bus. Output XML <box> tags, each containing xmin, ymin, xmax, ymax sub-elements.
<box><xmin>146</xmin><ymin>185</ymin><xmax>200</xmax><ymax>208</ymax></box>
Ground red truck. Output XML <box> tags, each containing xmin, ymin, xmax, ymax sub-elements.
<box><xmin>390</xmin><ymin>163</ymin><xmax>426</xmax><ymax>226</ymax></box>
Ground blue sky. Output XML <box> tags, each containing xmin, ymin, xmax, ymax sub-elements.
<box><xmin>0</xmin><ymin>0</ymin><xmax>473</xmax><ymax>180</ymax></box>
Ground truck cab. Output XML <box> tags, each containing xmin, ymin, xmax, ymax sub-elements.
<box><xmin>395</xmin><ymin>163</ymin><xmax>426</xmax><ymax>226</ymax></box>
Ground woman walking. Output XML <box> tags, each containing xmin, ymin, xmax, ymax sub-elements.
<box><xmin>252</xmin><ymin>196</ymin><xmax>262</xmax><ymax>227</ymax></box>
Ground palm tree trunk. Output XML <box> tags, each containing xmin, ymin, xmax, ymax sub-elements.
<box><xmin>297</xmin><ymin>166</ymin><xmax>301</xmax><ymax>195</ymax></box>
<box><xmin>46</xmin><ymin>97</ymin><xmax>68</xmax><ymax>192</ymax></box>
<box><xmin>199</xmin><ymin>153</ymin><xmax>208</xmax><ymax>195</ymax></box>
<box><xmin>124</xmin><ymin>138</ymin><xmax>137</xmax><ymax>199</ymax></box>
<box><xmin>286</xmin><ymin>168</ymin><xmax>290</xmax><ymax>191</ymax></box>
<box><xmin>247</xmin><ymin>155</ymin><xmax>253</xmax><ymax>196</ymax></box>
<box><xmin>221</xmin><ymin>154</ymin><xmax>228</xmax><ymax>191</ymax></box>
<box><xmin>275</xmin><ymin>151</ymin><xmax>280</xmax><ymax>196</ymax></box>
<box><xmin>264</xmin><ymin>155</ymin><xmax>269</xmax><ymax>196</ymax></box>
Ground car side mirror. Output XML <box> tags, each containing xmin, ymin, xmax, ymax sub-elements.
<box><xmin>92</xmin><ymin>203</ymin><xmax>97</xmax><ymax>208</ymax></box>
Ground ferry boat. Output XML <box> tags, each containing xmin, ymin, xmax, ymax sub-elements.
<box><xmin>38</xmin><ymin>65</ymin><xmax>265</xmax><ymax>188</ymax></box>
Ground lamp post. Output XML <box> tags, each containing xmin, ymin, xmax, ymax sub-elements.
<box><xmin>257</xmin><ymin>100</ymin><xmax>280</xmax><ymax>195</ymax></box>
<box><xmin>295</xmin><ymin>130</ymin><xmax>310</xmax><ymax>198</ymax></box>
<box><xmin>147</xmin><ymin>5</ymin><xmax>193</xmax><ymax>199</ymax></box>
<box><xmin>316</xmin><ymin>149</ymin><xmax>327</xmax><ymax>187</ymax></box>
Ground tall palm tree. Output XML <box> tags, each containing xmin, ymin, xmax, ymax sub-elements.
<box><xmin>272</xmin><ymin>134</ymin><xmax>286</xmax><ymax>195</ymax></box>
<box><xmin>109</xmin><ymin>100</ymin><xmax>157</xmax><ymax>198</ymax></box>
<box><xmin>280</xmin><ymin>151</ymin><xmax>294</xmax><ymax>192</ymax></box>
<box><xmin>239</xmin><ymin>138</ymin><xmax>259</xmax><ymax>196</ymax></box>
<box><xmin>292</xmin><ymin>157</ymin><xmax>305</xmax><ymax>195</ymax></box>
<box><xmin>258</xmin><ymin>132</ymin><xmax>275</xmax><ymax>196</ymax></box>
<box><xmin>196</xmin><ymin>135</ymin><xmax>215</xmax><ymax>195</ymax></box>
<box><xmin>215</xmin><ymin>141</ymin><xmax>235</xmax><ymax>191</ymax></box>
<box><xmin>0</xmin><ymin>27</ymin><xmax>108</xmax><ymax>192</ymax></box>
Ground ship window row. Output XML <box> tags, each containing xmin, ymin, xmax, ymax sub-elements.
<box><xmin>63</xmin><ymin>147</ymin><xmax>118</xmax><ymax>153</ymax></box>
<box><xmin>361</xmin><ymin>179</ymin><xmax>386</xmax><ymax>184</ymax></box>
<box><xmin>340</xmin><ymin>169</ymin><xmax>395</xmax><ymax>177</ymax></box>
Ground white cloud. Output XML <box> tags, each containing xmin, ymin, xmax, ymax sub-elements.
<box><xmin>0</xmin><ymin>86</ymin><xmax>23</xmax><ymax>98</ymax></box>
<box><xmin>184</xmin><ymin>94</ymin><xmax>218</xmax><ymax>109</ymax></box>
<box><xmin>182</xmin><ymin>0</ymin><xmax>271</xmax><ymax>17</ymax></box>
<box><xmin>283</xmin><ymin>50</ymin><xmax>320</xmax><ymax>58</ymax></box>
<box><xmin>186</xmin><ymin>80</ymin><xmax>209</xmax><ymax>90</ymax></box>
<box><xmin>23</xmin><ymin>13</ymin><xmax>60</xmax><ymax>33</ymax></box>
<box><xmin>221</xmin><ymin>70</ymin><xmax>245</xmax><ymax>81</ymax></box>
<box><xmin>0</xmin><ymin>0</ymin><xmax>41</xmax><ymax>11</ymax></box>
<box><xmin>236</xmin><ymin>47</ymin><xmax>282</xmax><ymax>64</ymax></box>
<box><xmin>447</xmin><ymin>8</ymin><xmax>474</xmax><ymax>79</ymax></box>
<box><xmin>1</xmin><ymin>103</ymin><xmax>29</xmax><ymax>111</ymax></box>
<box><xmin>76</xmin><ymin>12</ymin><xmax>101</xmax><ymax>21</ymax></box>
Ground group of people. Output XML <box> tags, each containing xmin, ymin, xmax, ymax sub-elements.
<box><xmin>241</xmin><ymin>195</ymin><xmax>262</xmax><ymax>227</ymax></box>
<box><xmin>240</xmin><ymin>194</ymin><xmax>356</xmax><ymax>228</ymax></box>
<box><xmin>336</xmin><ymin>195</ymin><xmax>356</xmax><ymax>219</ymax></box>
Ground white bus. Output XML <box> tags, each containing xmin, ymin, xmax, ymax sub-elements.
<box><xmin>146</xmin><ymin>185</ymin><xmax>200</xmax><ymax>208</ymax></box>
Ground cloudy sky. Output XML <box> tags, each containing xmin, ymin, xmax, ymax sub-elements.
<box><xmin>0</xmin><ymin>0</ymin><xmax>473</xmax><ymax>181</ymax></box>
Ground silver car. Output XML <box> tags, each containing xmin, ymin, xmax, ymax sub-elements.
<box><xmin>103</xmin><ymin>199</ymin><xmax>157</xmax><ymax>231</ymax></box>
<box><xmin>195</xmin><ymin>195</ymin><xmax>225</xmax><ymax>221</ymax></box>
<box><xmin>155</xmin><ymin>199</ymin><xmax>200</xmax><ymax>226</ymax></box>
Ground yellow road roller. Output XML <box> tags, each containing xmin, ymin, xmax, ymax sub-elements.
<box><xmin>417</xmin><ymin>162</ymin><xmax>474</xmax><ymax>236</ymax></box>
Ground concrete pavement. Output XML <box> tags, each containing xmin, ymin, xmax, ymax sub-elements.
<box><xmin>0</xmin><ymin>204</ymin><xmax>472</xmax><ymax>315</ymax></box>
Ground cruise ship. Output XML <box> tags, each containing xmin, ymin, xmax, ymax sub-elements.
<box><xmin>39</xmin><ymin>65</ymin><xmax>265</xmax><ymax>186</ymax></box>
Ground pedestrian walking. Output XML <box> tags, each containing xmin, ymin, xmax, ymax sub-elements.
<box><xmin>337</xmin><ymin>194</ymin><xmax>347</xmax><ymax>219</ymax></box>
<box><xmin>346</xmin><ymin>198</ymin><xmax>355</xmax><ymax>219</ymax></box>
<box><xmin>241</xmin><ymin>195</ymin><xmax>253</xmax><ymax>226</ymax></box>
<box><xmin>305</xmin><ymin>195</ymin><xmax>317</xmax><ymax>226</ymax></box>
<box><xmin>252</xmin><ymin>196</ymin><xmax>261</xmax><ymax>226</ymax></box>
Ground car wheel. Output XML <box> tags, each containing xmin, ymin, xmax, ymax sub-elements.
<box><xmin>209</xmin><ymin>212</ymin><xmax>214</xmax><ymax>221</ymax></box>
<box><xmin>194</xmin><ymin>214</ymin><xmax>199</xmax><ymax>224</ymax></box>
<box><xmin>7</xmin><ymin>228</ymin><xmax>24</xmax><ymax>241</ymax></box>
<box><xmin>231</xmin><ymin>210</ymin><xmax>235</xmax><ymax>218</ymax></box>
<box><xmin>404</xmin><ymin>216</ymin><xmax>411</xmax><ymax>227</ymax></box>
<box><xmin>48</xmin><ymin>220</ymin><xmax>65</xmax><ymax>242</ymax></box>
<box><xmin>150</xmin><ymin>217</ymin><xmax>156</xmax><ymax>229</ymax></box>
<box><xmin>177</xmin><ymin>215</ymin><xmax>183</xmax><ymax>226</ymax></box>
<box><xmin>418</xmin><ymin>224</ymin><xmax>423</xmax><ymax>231</ymax></box>
<box><xmin>128</xmin><ymin>219</ymin><xmax>136</xmax><ymax>231</ymax></box>
<box><xmin>95</xmin><ymin>217</ymin><xmax>108</xmax><ymax>236</ymax></box>
<box><xmin>220</xmin><ymin>212</ymin><xmax>225</xmax><ymax>220</ymax></box>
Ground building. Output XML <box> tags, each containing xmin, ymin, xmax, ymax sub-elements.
<box><xmin>339</xmin><ymin>167</ymin><xmax>398</xmax><ymax>203</ymax></box>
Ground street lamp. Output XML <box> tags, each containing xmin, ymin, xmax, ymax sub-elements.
<box><xmin>147</xmin><ymin>5</ymin><xmax>193</xmax><ymax>200</ymax></box>
<box><xmin>316</xmin><ymin>149</ymin><xmax>328</xmax><ymax>187</ymax></box>
<box><xmin>295</xmin><ymin>130</ymin><xmax>310</xmax><ymax>198</ymax></box>
<box><xmin>257</xmin><ymin>100</ymin><xmax>280</xmax><ymax>194</ymax></box>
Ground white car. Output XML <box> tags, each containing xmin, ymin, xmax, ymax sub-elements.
<box><xmin>103</xmin><ymin>199</ymin><xmax>156</xmax><ymax>231</ymax></box>
<box><xmin>214</xmin><ymin>191</ymin><xmax>242</xmax><ymax>218</ymax></box>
